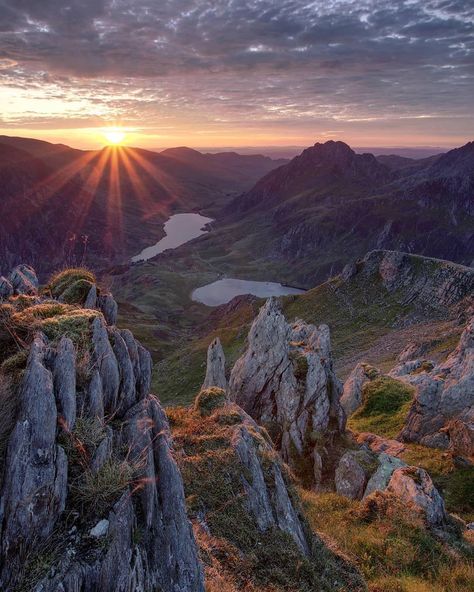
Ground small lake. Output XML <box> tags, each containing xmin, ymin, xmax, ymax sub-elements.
<box><xmin>132</xmin><ymin>213</ymin><xmax>213</xmax><ymax>262</ymax></box>
<box><xmin>191</xmin><ymin>278</ymin><xmax>305</xmax><ymax>307</ymax></box>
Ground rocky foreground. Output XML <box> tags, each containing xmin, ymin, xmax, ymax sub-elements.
<box><xmin>0</xmin><ymin>263</ymin><xmax>472</xmax><ymax>591</ymax></box>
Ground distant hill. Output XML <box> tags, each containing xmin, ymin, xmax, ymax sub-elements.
<box><xmin>223</xmin><ymin>140</ymin><xmax>474</xmax><ymax>285</ymax></box>
<box><xmin>0</xmin><ymin>136</ymin><xmax>286</xmax><ymax>275</ymax></box>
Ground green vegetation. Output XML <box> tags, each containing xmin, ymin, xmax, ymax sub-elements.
<box><xmin>194</xmin><ymin>387</ymin><xmax>227</xmax><ymax>416</ymax></box>
<box><xmin>348</xmin><ymin>376</ymin><xmax>414</xmax><ymax>438</ymax></box>
<box><xmin>301</xmin><ymin>490</ymin><xmax>474</xmax><ymax>592</ymax></box>
<box><xmin>168</xmin><ymin>401</ymin><xmax>365</xmax><ymax>592</ymax></box>
<box><xmin>47</xmin><ymin>268</ymin><xmax>96</xmax><ymax>300</ymax></box>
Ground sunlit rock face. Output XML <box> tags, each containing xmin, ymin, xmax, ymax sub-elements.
<box><xmin>395</xmin><ymin>316</ymin><xmax>474</xmax><ymax>455</ymax></box>
<box><xmin>229</xmin><ymin>298</ymin><xmax>345</xmax><ymax>486</ymax></box>
<box><xmin>0</xmin><ymin>265</ymin><xmax>204</xmax><ymax>592</ymax></box>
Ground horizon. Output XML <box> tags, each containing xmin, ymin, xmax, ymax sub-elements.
<box><xmin>0</xmin><ymin>132</ymin><xmax>457</xmax><ymax>159</ymax></box>
<box><xmin>1</xmin><ymin>1</ymin><xmax>473</xmax><ymax>148</ymax></box>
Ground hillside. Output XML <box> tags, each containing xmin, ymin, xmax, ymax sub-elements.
<box><xmin>153</xmin><ymin>251</ymin><xmax>474</xmax><ymax>405</ymax></box>
<box><xmin>0</xmin><ymin>136</ymin><xmax>285</xmax><ymax>276</ymax></box>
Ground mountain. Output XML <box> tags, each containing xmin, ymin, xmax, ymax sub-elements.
<box><xmin>222</xmin><ymin>140</ymin><xmax>474</xmax><ymax>284</ymax></box>
<box><xmin>0</xmin><ymin>136</ymin><xmax>286</xmax><ymax>276</ymax></box>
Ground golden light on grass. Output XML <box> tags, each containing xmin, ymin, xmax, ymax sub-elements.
<box><xmin>103</xmin><ymin>127</ymin><xmax>126</xmax><ymax>145</ymax></box>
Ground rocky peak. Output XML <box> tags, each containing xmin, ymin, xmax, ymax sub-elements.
<box><xmin>0</xmin><ymin>264</ymin><xmax>204</xmax><ymax>591</ymax></box>
<box><xmin>202</xmin><ymin>337</ymin><xmax>227</xmax><ymax>390</ymax></box>
<box><xmin>229</xmin><ymin>298</ymin><xmax>345</xmax><ymax>487</ymax></box>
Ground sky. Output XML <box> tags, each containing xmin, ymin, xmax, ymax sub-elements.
<box><xmin>0</xmin><ymin>0</ymin><xmax>473</xmax><ymax>150</ymax></box>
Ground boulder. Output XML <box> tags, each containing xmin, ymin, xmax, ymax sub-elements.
<box><xmin>335</xmin><ymin>449</ymin><xmax>377</xmax><ymax>500</ymax></box>
<box><xmin>356</xmin><ymin>432</ymin><xmax>406</xmax><ymax>457</ymax></box>
<box><xmin>363</xmin><ymin>453</ymin><xmax>406</xmax><ymax>497</ymax></box>
<box><xmin>387</xmin><ymin>466</ymin><xmax>447</xmax><ymax>527</ymax></box>
<box><xmin>0</xmin><ymin>276</ymin><xmax>13</xmax><ymax>299</ymax></box>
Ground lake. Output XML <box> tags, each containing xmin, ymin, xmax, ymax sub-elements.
<box><xmin>191</xmin><ymin>278</ymin><xmax>305</xmax><ymax>307</ymax></box>
<box><xmin>131</xmin><ymin>213</ymin><xmax>213</xmax><ymax>262</ymax></box>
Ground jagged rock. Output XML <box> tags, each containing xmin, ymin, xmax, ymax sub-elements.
<box><xmin>444</xmin><ymin>418</ymin><xmax>474</xmax><ymax>457</ymax></box>
<box><xmin>111</xmin><ymin>327</ymin><xmax>136</xmax><ymax>414</ymax></box>
<box><xmin>0</xmin><ymin>276</ymin><xmax>13</xmax><ymax>299</ymax></box>
<box><xmin>84</xmin><ymin>283</ymin><xmax>97</xmax><ymax>308</ymax></box>
<box><xmin>202</xmin><ymin>337</ymin><xmax>227</xmax><ymax>390</ymax></box>
<box><xmin>9</xmin><ymin>263</ymin><xmax>39</xmax><ymax>295</ymax></box>
<box><xmin>137</xmin><ymin>343</ymin><xmax>152</xmax><ymax>399</ymax></box>
<box><xmin>356</xmin><ymin>432</ymin><xmax>406</xmax><ymax>457</ymax></box>
<box><xmin>398</xmin><ymin>316</ymin><xmax>474</xmax><ymax>453</ymax></box>
<box><xmin>91</xmin><ymin>316</ymin><xmax>120</xmax><ymax>413</ymax></box>
<box><xmin>0</xmin><ymin>334</ymin><xmax>68</xmax><ymax>588</ymax></box>
<box><xmin>98</xmin><ymin>293</ymin><xmax>118</xmax><ymax>325</ymax></box>
<box><xmin>53</xmin><ymin>336</ymin><xmax>77</xmax><ymax>431</ymax></box>
<box><xmin>229</xmin><ymin>298</ymin><xmax>345</xmax><ymax>485</ymax></box>
<box><xmin>387</xmin><ymin>466</ymin><xmax>447</xmax><ymax>527</ymax></box>
<box><xmin>89</xmin><ymin>519</ymin><xmax>109</xmax><ymax>538</ymax></box>
<box><xmin>398</xmin><ymin>342</ymin><xmax>427</xmax><ymax>363</ymax></box>
<box><xmin>86</xmin><ymin>369</ymin><xmax>104</xmax><ymax>420</ymax></box>
<box><xmin>124</xmin><ymin>396</ymin><xmax>205</xmax><ymax>591</ymax></box>
<box><xmin>341</xmin><ymin>362</ymin><xmax>379</xmax><ymax>416</ymax></box>
<box><xmin>234</xmin><ymin>420</ymin><xmax>310</xmax><ymax>555</ymax></box>
<box><xmin>363</xmin><ymin>453</ymin><xmax>406</xmax><ymax>497</ymax></box>
<box><xmin>335</xmin><ymin>449</ymin><xmax>376</xmax><ymax>500</ymax></box>
<box><xmin>90</xmin><ymin>427</ymin><xmax>113</xmax><ymax>474</ymax></box>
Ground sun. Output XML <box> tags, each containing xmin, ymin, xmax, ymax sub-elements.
<box><xmin>104</xmin><ymin>128</ymin><xmax>126</xmax><ymax>145</ymax></box>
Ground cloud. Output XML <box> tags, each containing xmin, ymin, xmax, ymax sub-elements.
<box><xmin>0</xmin><ymin>1</ymin><xmax>472</xmax><ymax>144</ymax></box>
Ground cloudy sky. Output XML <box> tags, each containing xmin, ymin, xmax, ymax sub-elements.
<box><xmin>0</xmin><ymin>0</ymin><xmax>473</xmax><ymax>149</ymax></box>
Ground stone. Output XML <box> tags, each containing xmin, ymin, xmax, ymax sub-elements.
<box><xmin>229</xmin><ymin>298</ymin><xmax>345</xmax><ymax>486</ymax></box>
<box><xmin>398</xmin><ymin>316</ymin><xmax>474</xmax><ymax>454</ymax></box>
<box><xmin>91</xmin><ymin>316</ymin><xmax>120</xmax><ymax>413</ymax></box>
<box><xmin>89</xmin><ymin>519</ymin><xmax>109</xmax><ymax>538</ymax></box>
<box><xmin>9</xmin><ymin>264</ymin><xmax>38</xmax><ymax>295</ymax></box>
<box><xmin>387</xmin><ymin>466</ymin><xmax>447</xmax><ymax>527</ymax></box>
<box><xmin>364</xmin><ymin>453</ymin><xmax>406</xmax><ymax>497</ymax></box>
<box><xmin>53</xmin><ymin>336</ymin><xmax>77</xmax><ymax>431</ymax></box>
<box><xmin>84</xmin><ymin>283</ymin><xmax>97</xmax><ymax>309</ymax></box>
<box><xmin>111</xmin><ymin>327</ymin><xmax>136</xmax><ymax>414</ymax></box>
<box><xmin>341</xmin><ymin>362</ymin><xmax>379</xmax><ymax>417</ymax></box>
<box><xmin>0</xmin><ymin>276</ymin><xmax>13</xmax><ymax>299</ymax></box>
<box><xmin>202</xmin><ymin>337</ymin><xmax>227</xmax><ymax>390</ymax></box>
<box><xmin>98</xmin><ymin>293</ymin><xmax>118</xmax><ymax>325</ymax></box>
<box><xmin>356</xmin><ymin>432</ymin><xmax>406</xmax><ymax>457</ymax></box>
<box><xmin>335</xmin><ymin>450</ymin><xmax>375</xmax><ymax>500</ymax></box>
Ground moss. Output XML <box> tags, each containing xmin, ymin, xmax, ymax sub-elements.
<box><xmin>59</xmin><ymin>278</ymin><xmax>94</xmax><ymax>305</ymax></box>
<box><xmin>47</xmin><ymin>268</ymin><xmax>96</xmax><ymax>299</ymax></box>
<box><xmin>348</xmin><ymin>376</ymin><xmax>414</xmax><ymax>438</ymax></box>
<box><xmin>194</xmin><ymin>387</ymin><xmax>227</xmax><ymax>416</ymax></box>
<box><xmin>1</xmin><ymin>348</ymin><xmax>29</xmax><ymax>381</ymax></box>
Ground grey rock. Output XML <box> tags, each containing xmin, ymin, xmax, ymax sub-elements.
<box><xmin>364</xmin><ymin>453</ymin><xmax>406</xmax><ymax>497</ymax></box>
<box><xmin>53</xmin><ymin>337</ymin><xmax>77</xmax><ymax>431</ymax></box>
<box><xmin>137</xmin><ymin>343</ymin><xmax>152</xmax><ymax>399</ymax></box>
<box><xmin>233</xmin><ymin>417</ymin><xmax>310</xmax><ymax>555</ymax></box>
<box><xmin>0</xmin><ymin>276</ymin><xmax>13</xmax><ymax>299</ymax></box>
<box><xmin>334</xmin><ymin>450</ymin><xmax>368</xmax><ymax>499</ymax></box>
<box><xmin>202</xmin><ymin>337</ymin><xmax>227</xmax><ymax>390</ymax></box>
<box><xmin>229</xmin><ymin>298</ymin><xmax>345</xmax><ymax>485</ymax></box>
<box><xmin>89</xmin><ymin>519</ymin><xmax>109</xmax><ymax>538</ymax></box>
<box><xmin>98</xmin><ymin>293</ymin><xmax>118</xmax><ymax>326</ymax></box>
<box><xmin>388</xmin><ymin>466</ymin><xmax>447</xmax><ymax>527</ymax></box>
<box><xmin>91</xmin><ymin>316</ymin><xmax>119</xmax><ymax>413</ymax></box>
<box><xmin>341</xmin><ymin>362</ymin><xmax>379</xmax><ymax>417</ymax></box>
<box><xmin>90</xmin><ymin>427</ymin><xmax>113</xmax><ymax>474</ymax></box>
<box><xmin>86</xmin><ymin>369</ymin><xmax>104</xmax><ymax>420</ymax></box>
<box><xmin>9</xmin><ymin>264</ymin><xmax>39</xmax><ymax>295</ymax></box>
<box><xmin>84</xmin><ymin>283</ymin><xmax>97</xmax><ymax>309</ymax></box>
<box><xmin>111</xmin><ymin>328</ymin><xmax>136</xmax><ymax>414</ymax></box>
<box><xmin>398</xmin><ymin>316</ymin><xmax>474</xmax><ymax>453</ymax></box>
<box><xmin>0</xmin><ymin>335</ymin><xmax>67</xmax><ymax>588</ymax></box>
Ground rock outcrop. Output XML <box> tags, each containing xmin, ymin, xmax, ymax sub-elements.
<box><xmin>0</xmin><ymin>265</ymin><xmax>204</xmax><ymax>592</ymax></box>
<box><xmin>341</xmin><ymin>362</ymin><xmax>379</xmax><ymax>417</ymax></box>
<box><xmin>202</xmin><ymin>337</ymin><xmax>227</xmax><ymax>390</ymax></box>
<box><xmin>397</xmin><ymin>316</ymin><xmax>474</xmax><ymax>454</ymax></box>
<box><xmin>229</xmin><ymin>298</ymin><xmax>345</xmax><ymax>486</ymax></box>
